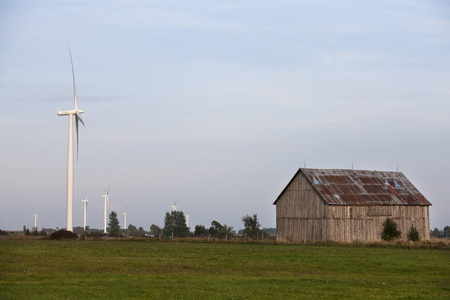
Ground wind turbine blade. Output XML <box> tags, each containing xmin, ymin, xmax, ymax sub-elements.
<box><xmin>68</xmin><ymin>47</ymin><xmax>78</xmax><ymax>110</ymax></box>
<box><xmin>75</xmin><ymin>114</ymin><xmax>80</xmax><ymax>161</ymax></box>
<box><xmin>75</xmin><ymin>111</ymin><xmax>84</xmax><ymax>162</ymax></box>
<box><xmin>76</xmin><ymin>111</ymin><xmax>85</xmax><ymax>126</ymax></box>
<box><xmin>107</xmin><ymin>185</ymin><xmax>110</xmax><ymax>195</ymax></box>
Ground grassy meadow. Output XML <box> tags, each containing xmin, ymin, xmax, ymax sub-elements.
<box><xmin>0</xmin><ymin>237</ymin><xmax>449</xmax><ymax>299</ymax></box>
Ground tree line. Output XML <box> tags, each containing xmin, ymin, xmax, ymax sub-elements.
<box><xmin>105</xmin><ymin>210</ymin><xmax>268</xmax><ymax>239</ymax></box>
<box><xmin>430</xmin><ymin>226</ymin><xmax>450</xmax><ymax>238</ymax></box>
<box><xmin>21</xmin><ymin>225</ymin><xmax>47</xmax><ymax>236</ymax></box>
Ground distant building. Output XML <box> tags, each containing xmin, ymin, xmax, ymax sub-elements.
<box><xmin>274</xmin><ymin>168</ymin><xmax>431</xmax><ymax>242</ymax></box>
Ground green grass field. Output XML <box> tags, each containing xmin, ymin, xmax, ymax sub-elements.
<box><xmin>1</xmin><ymin>238</ymin><xmax>449</xmax><ymax>299</ymax></box>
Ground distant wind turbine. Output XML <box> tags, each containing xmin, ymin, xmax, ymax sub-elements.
<box><xmin>33</xmin><ymin>213</ymin><xmax>38</xmax><ymax>231</ymax></box>
<box><xmin>186</xmin><ymin>214</ymin><xmax>189</xmax><ymax>228</ymax></box>
<box><xmin>123</xmin><ymin>212</ymin><xmax>127</xmax><ymax>230</ymax></box>
<box><xmin>102</xmin><ymin>186</ymin><xmax>110</xmax><ymax>234</ymax></box>
<box><xmin>57</xmin><ymin>47</ymin><xmax>85</xmax><ymax>232</ymax></box>
<box><xmin>82</xmin><ymin>193</ymin><xmax>88</xmax><ymax>231</ymax></box>
<box><xmin>171</xmin><ymin>200</ymin><xmax>177</xmax><ymax>212</ymax></box>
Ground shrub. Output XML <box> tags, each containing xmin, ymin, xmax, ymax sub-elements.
<box><xmin>49</xmin><ymin>229</ymin><xmax>78</xmax><ymax>240</ymax></box>
<box><xmin>382</xmin><ymin>218</ymin><xmax>402</xmax><ymax>241</ymax></box>
<box><xmin>408</xmin><ymin>225</ymin><xmax>420</xmax><ymax>242</ymax></box>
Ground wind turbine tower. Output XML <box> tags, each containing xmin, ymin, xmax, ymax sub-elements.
<box><xmin>33</xmin><ymin>213</ymin><xmax>38</xmax><ymax>231</ymax></box>
<box><xmin>186</xmin><ymin>214</ymin><xmax>189</xmax><ymax>228</ymax></box>
<box><xmin>123</xmin><ymin>212</ymin><xmax>127</xmax><ymax>230</ymax></box>
<box><xmin>81</xmin><ymin>195</ymin><xmax>88</xmax><ymax>231</ymax></box>
<box><xmin>102</xmin><ymin>186</ymin><xmax>110</xmax><ymax>234</ymax></box>
<box><xmin>57</xmin><ymin>48</ymin><xmax>85</xmax><ymax>232</ymax></box>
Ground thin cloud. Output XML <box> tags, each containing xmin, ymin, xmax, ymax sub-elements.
<box><xmin>319</xmin><ymin>46</ymin><xmax>417</xmax><ymax>68</ymax></box>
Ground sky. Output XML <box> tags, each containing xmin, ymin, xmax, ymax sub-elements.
<box><xmin>0</xmin><ymin>0</ymin><xmax>449</xmax><ymax>232</ymax></box>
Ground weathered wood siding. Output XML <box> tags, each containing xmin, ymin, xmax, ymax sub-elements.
<box><xmin>326</xmin><ymin>205</ymin><xmax>430</xmax><ymax>242</ymax></box>
<box><xmin>276</xmin><ymin>172</ymin><xmax>327</xmax><ymax>242</ymax></box>
<box><xmin>276</xmin><ymin>173</ymin><xmax>430</xmax><ymax>242</ymax></box>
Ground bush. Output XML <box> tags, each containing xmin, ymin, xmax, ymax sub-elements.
<box><xmin>382</xmin><ymin>218</ymin><xmax>402</xmax><ymax>241</ymax></box>
<box><xmin>49</xmin><ymin>229</ymin><xmax>78</xmax><ymax>240</ymax></box>
<box><xmin>408</xmin><ymin>225</ymin><xmax>420</xmax><ymax>242</ymax></box>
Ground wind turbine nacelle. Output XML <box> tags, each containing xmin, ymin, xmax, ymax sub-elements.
<box><xmin>57</xmin><ymin>109</ymin><xmax>85</xmax><ymax>116</ymax></box>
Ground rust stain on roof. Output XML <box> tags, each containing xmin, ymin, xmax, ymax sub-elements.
<box><xmin>275</xmin><ymin>168</ymin><xmax>431</xmax><ymax>206</ymax></box>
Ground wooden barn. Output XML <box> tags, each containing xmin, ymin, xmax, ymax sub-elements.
<box><xmin>273</xmin><ymin>168</ymin><xmax>431</xmax><ymax>243</ymax></box>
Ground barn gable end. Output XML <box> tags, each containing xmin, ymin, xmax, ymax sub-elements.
<box><xmin>274</xmin><ymin>168</ymin><xmax>431</xmax><ymax>242</ymax></box>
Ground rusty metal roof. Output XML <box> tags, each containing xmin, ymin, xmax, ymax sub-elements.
<box><xmin>274</xmin><ymin>168</ymin><xmax>431</xmax><ymax>206</ymax></box>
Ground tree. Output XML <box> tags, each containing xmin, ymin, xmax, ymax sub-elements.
<box><xmin>163</xmin><ymin>210</ymin><xmax>189</xmax><ymax>238</ymax></box>
<box><xmin>381</xmin><ymin>218</ymin><xmax>401</xmax><ymax>241</ymax></box>
<box><xmin>242</xmin><ymin>214</ymin><xmax>261</xmax><ymax>239</ymax></box>
<box><xmin>208</xmin><ymin>221</ymin><xmax>221</xmax><ymax>237</ymax></box>
<box><xmin>443</xmin><ymin>226</ymin><xmax>450</xmax><ymax>238</ymax></box>
<box><xmin>138</xmin><ymin>227</ymin><xmax>146</xmax><ymax>237</ymax></box>
<box><xmin>150</xmin><ymin>224</ymin><xmax>161</xmax><ymax>235</ymax></box>
<box><xmin>194</xmin><ymin>225</ymin><xmax>208</xmax><ymax>237</ymax></box>
<box><xmin>408</xmin><ymin>225</ymin><xmax>420</xmax><ymax>242</ymax></box>
<box><xmin>209</xmin><ymin>220</ymin><xmax>223</xmax><ymax>237</ymax></box>
<box><xmin>430</xmin><ymin>228</ymin><xmax>442</xmax><ymax>238</ymax></box>
<box><xmin>219</xmin><ymin>224</ymin><xmax>234</xmax><ymax>239</ymax></box>
<box><xmin>108</xmin><ymin>211</ymin><xmax>121</xmax><ymax>236</ymax></box>
<box><xmin>208</xmin><ymin>221</ymin><xmax>234</xmax><ymax>238</ymax></box>
<box><xmin>127</xmin><ymin>224</ymin><xmax>138</xmax><ymax>237</ymax></box>
<box><xmin>23</xmin><ymin>225</ymin><xmax>32</xmax><ymax>236</ymax></box>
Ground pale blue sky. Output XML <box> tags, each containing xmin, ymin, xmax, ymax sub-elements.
<box><xmin>1</xmin><ymin>0</ymin><xmax>449</xmax><ymax>231</ymax></box>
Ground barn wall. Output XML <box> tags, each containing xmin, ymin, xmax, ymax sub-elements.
<box><xmin>326</xmin><ymin>205</ymin><xmax>430</xmax><ymax>242</ymax></box>
<box><xmin>276</xmin><ymin>173</ymin><xmax>328</xmax><ymax>242</ymax></box>
<box><xmin>276</xmin><ymin>173</ymin><xmax>430</xmax><ymax>242</ymax></box>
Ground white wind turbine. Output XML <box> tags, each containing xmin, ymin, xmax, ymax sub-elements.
<box><xmin>81</xmin><ymin>193</ymin><xmax>88</xmax><ymax>231</ymax></box>
<box><xmin>170</xmin><ymin>200</ymin><xmax>177</xmax><ymax>212</ymax></box>
<box><xmin>57</xmin><ymin>47</ymin><xmax>85</xmax><ymax>232</ymax></box>
<box><xmin>33</xmin><ymin>213</ymin><xmax>38</xmax><ymax>231</ymax></box>
<box><xmin>102</xmin><ymin>186</ymin><xmax>110</xmax><ymax>234</ymax></box>
<box><xmin>123</xmin><ymin>212</ymin><xmax>127</xmax><ymax>230</ymax></box>
<box><xmin>186</xmin><ymin>214</ymin><xmax>189</xmax><ymax>228</ymax></box>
